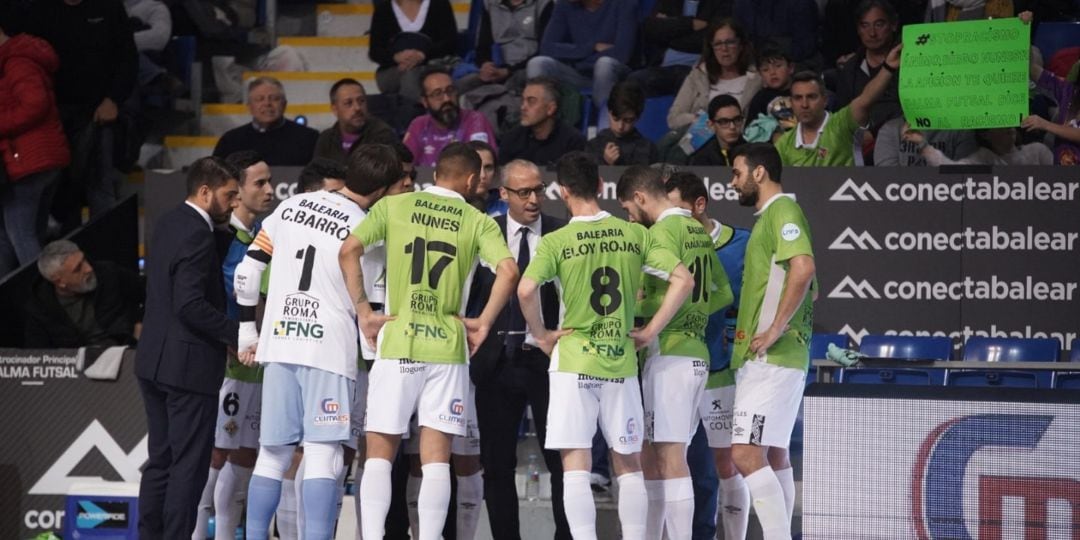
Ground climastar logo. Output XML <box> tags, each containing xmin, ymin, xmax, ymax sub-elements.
<box><xmin>828</xmin><ymin>275</ymin><xmax>1077</xmax><ymax>301</ymax></box>
<box><xmin>829</xmin><ymin>226</ymin><xmax>1079</xmax><ymax>252</ymax></box>
<box><xmin>829</xmin><ymin>177</ymin><xmax>1080</xmax><ymax>202</ymax></box>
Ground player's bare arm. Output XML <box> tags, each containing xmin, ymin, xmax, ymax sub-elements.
<box><xmin>631</xmin><ymin>263</ymin><xmax>694</xmax><ymax>349</ymax></box>
<box><xmin>465</xmin><ymin>257</ymin><xmax>520</xmax><ymax>355</ymax></box>
<box><xmin>749</xmin><ymin>254</ymin><xmax>815</xmax><ymax>355</ymax></box>
<box><xmin>234</xmin><ymin>233</ymin><xmax>273</xmax><ymax>366</ymax></box>
<box><xmin>517</xmin><ymin>275</ymin><xmax>572</xmax><ymax>356</ymax></box>
<box><xmin>339</xmin><ymin>234</ymin><xmax>393</xmax><ymax>349</ymax></box>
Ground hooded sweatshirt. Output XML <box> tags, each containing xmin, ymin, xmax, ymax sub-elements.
<box><xmin>0</xmin><ymin>33</ymin><xmax>71</xmax><ymax>180</ymax></box>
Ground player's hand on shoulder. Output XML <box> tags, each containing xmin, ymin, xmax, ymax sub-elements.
<box><xmin>359</xmin><ymin>312</ymin><xmax>395</xmax><ymax>350</ymax></box>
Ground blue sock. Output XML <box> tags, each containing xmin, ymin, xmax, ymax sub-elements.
<box><xmin>245</xmin><ymin>474</ymin><xmax>282</xmax><ymax>540</ymax></box>
<box><xmin>302</xmin><ymin>477</ymin><xmax>339</xmax><ymax>540</ymax></box>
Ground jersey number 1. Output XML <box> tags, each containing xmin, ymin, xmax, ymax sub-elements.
<box><xmin>405</xmin><ymin>237</ymin><xmax>458</xmax><ymax>289</ymax></box>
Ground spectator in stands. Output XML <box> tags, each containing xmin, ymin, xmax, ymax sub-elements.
<box><xmin>903</xmin><ymin>126</ymin><xmax>1054</xmax><ymax>165</ymax></box>
<box><xmin>403</xmin><ymin>68</ymin><xmax>498</xmax><ymax>167</ymax></box>
<box><xmin>630</xmin><ymin>0</ymin><xmax>735</xmax><ymax>97</ymax></box>
<box><xmin>833</xmin><ymin>0</ymin><xmax>902</xmax><ymax>141</ymax></box>
<box><xmin>458</xmin><ymin>0</ymin><xmax>554</xmax><ymax>93</ymax></box>
<box><xmin>467</xmin><ymin>140</ymin><xmax>508</xmax><ymax>215</ymax></box>
<box><xmin>298</xmin><ymin>157</ymin><xmax>348</xmax><ymax>194</ymax></box>
<box><xmin>586</xmin><ymin>82</ymin><xmax>658</xmax><ymax>166</ymax></box>
<box><xmin>745</xmin><ymin>46</ymin><xmax>794</xmax><ymax>126</ymax></box>
<box><xmin>213</xmin><ymin>77</ymin><xmax>319</xmax><ymax>166</ymax></box>
<box><xmin>391</xmin><ymin>140</ymin><xmax>418</xmax><ymax>190</ymax></box>
<box><xmin>0</xmin><ymin>13</ymin><xmax>71</xmax><ymax>277</ymax></box>
<box><xmin>668</xmin><ymin>19</ymin><xmax>761</xmax><ymax>131</ymax></box>
<box><xmin>369</xmin><ymin>0</ymin><xmax>459</xmax><ymax>102</ymax></box>
<box><xmin>734</xmin><ymin>0</ymin><xmax>819</xmax><ymax>68</ymax></box>
<box><xmin>314</xmin><ymin>78</ymin><xmax>399</xmax><ymax>165</ymax></box>
<box><xmin>124</xmin><ymin>0</ymin><xmax>181</xmax><ymax>96</ymax></box>
<box><xmin>525</xmin><ymin>0</ymin><xmax>638</xmax><ymax>110</ymax></box>
<box><xmin>498</xmin><ymin>76</ymin><xmax>585</xmax><ymax>166</ymax></box>
<box><xmin>24</xmin><ymin>239</ymin><xmax>143</xmax><ymax>348</ymax></box>
<box><xmin>27</xmin><ymin>0</ymin><xmax>137</xmax><ymax>229</ymax></box>
<box><xmin>874</xmin><ymin>116</ymin><xmax>978</xmax><ymax>166</ymax></box>
<box><xmin>926</xmin><ymin>0</ymin><xmax>1014</xmax><ymax>21</ymax></box>
<box><xmin>1023</xmin><ymin>11</ymin><xmax>1080</xmax><ymax>165</ymax></box>
<box><xmin>776</xmin><ymin>50</ymin><xmax>899</xmax><ymax>167</ymax></box>
<box><xmin>689</xmin><ymin>95</ymin><xmax>747</xmax><ymax>165</ymax></box>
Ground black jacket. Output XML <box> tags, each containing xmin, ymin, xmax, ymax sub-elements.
<box><xmin>585</xmin><ymin>128</ymin><xmax>659</xmax><ymax>166</ymax></box>
<box><xmin>688</xmin><ymin>135</ymin><xmax>745</xmax><ymax>166</ymax></box>
<box><xmin>497</xmin><ymin>121</ymin><xmax>585</xmax><ymax>166</ymax></box>
<box><xmin>213</xmin><ymin>120</ymin><xmax>319</xmax><ymax>167</ymax></box>
<box><xmin>466</xmin><ymin>213</ymin><xmax>566</xmax><ymax>385</ymax></box>
<box><xmin>313</xmin><ymin>118</ymin><xmax>400</xmax><ymax>165</ymax></box>
<box><xmin>136</xmin><ymin>204</ymin><xmax>238</xmax><ymax>395</ymax></box>
<box><xmin>368</xmin><ymin>0</ymin><xmax>459</xmax><ymax>69</ymax></box>
<box><xmin>642</xmin><ymin>0</ymin><xmax>733</xmax><ymax>59</ymax></box>
<box><xmin>23</xmin><ymin>261</ymin><xmax>143</xmax><ymax>348</ymax></box>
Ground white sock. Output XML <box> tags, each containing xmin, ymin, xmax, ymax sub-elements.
<box><xmin>455</xmin><ymin>471</ymin><xmax>484</xmax><ymax>540</ymax></box>
<box><xmin>744</xmin><ymin>468</ymin><xmax>791</xmax><ymax>540</ymax></box>
<box><xmin>418</xmin><ymin>463</ymin><xmax>452</xmax><ymax>540</ymax></box>
<box><xmin>774</xmin><ymin>466</ymin><xmax>795</xmax><ymax>523</ymax></box>
<box><xmin>213</xmin><ymin>462</ymin><xmax>253</xmax><ymax>540</ymax></box>
<box><xmin>334</xmin><ymin>464</ymin><xmax>348</xmax><ymax>529</ymax></box>
<box><xmin>617</xmin><ymin>472</ymin><xmax>648</xmax><ymax>540</ymax></box>
<box><xmin>645</xmin><ymin>479</ymin><xmax>665</xmax><ymax>540</ymax></box>
<box><xmin>295</xmin><ymin>456</ymin><xmax>306</xmax><ymax>539</ymax></box>
<box><xmin>277</xmin><ymin>479</ymin><xmax>298</xmax><ymax>540</ymax></box>
<box><xmin>359</xmin><ymin>458</ymin><xmax>392</xmax><ymax>540</ymax></box>
<box><xmin>406</xmin><ymin>473</ymin><xmax>422</xmax><ymax>539</ymax></box>
<box><xmin>663</xmin><ymin>477</ymin><xmax>694</xmax><ymax>540</ymax></box>
<box><xmin>719</xmin><ymin>474</ymin><xmax>750</xmax><ymax>540</ymax></box>
<box><xmin>563</xmin><ymin>471</ymin><xmax>597</xmax><ymax>540</ymax></box>
<box><xmin>353</xmin><ymin>467</ymin><xmax>363</xmax><ymax>540</ymax></box>
<box><xmin>193</xmin><ymin>466</ymin><xmax>220</xmax><ymax>540</ymax></box>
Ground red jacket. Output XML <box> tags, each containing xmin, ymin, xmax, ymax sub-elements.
<box><xmin>0</xmin><ymin>34</ymin><xmax>71</xmax><ymax>181</ymax></box>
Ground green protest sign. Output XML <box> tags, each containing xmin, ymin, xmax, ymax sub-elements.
<box><xmin>900</xmin><ymin>18</ymin><xmax>1030</xmax><ymax>130</ymax></box>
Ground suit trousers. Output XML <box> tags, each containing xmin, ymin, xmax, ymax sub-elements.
<box><xmin>475</xmin><ymin>348</ymin><xmax>571</xmax><ymax>539</ymax></box>
<box><xmin>137</xmin><ymin>377</ymin><xmax>217</xmax><ymax>539</ymax></box>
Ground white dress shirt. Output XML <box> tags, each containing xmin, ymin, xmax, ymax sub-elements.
<box><xmin>185</xmin><ymin>200</ymin><xmax>213</xmax><ymax>231</ymax></box>
<box><xmin>507</xmin><ymin>213</ymin><xmax>542</xmax><ymax>348</ymax></box>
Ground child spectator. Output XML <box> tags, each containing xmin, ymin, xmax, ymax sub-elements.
<box><xmin>586</xmin><ymin>82</ymin><xmax>658</xmax><ymax>166</ymax></box>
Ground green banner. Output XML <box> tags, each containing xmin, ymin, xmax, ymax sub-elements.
<box><xmin>899</xmin><ymin>18</ymin><xmax>1030</xmax><ymax>130</ymax></box>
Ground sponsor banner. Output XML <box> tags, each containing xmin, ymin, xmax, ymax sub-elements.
<box><xmin>0</xmin><ymin>349</ymin><xmax>146</xmax><ymax>538</ymax></box>
<box><xmin>802</xmin><ymin>385</ymin><xmax>1080</xmax><ymax>539</ymax></box>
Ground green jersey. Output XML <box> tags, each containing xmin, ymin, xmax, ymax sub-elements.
<box><xmin>352</xmin><ymin>186</ymin><xmax>512</xmax><ymax>364</ymax></box>
<box><xmin>524</xmin><ymin>211</ymin><xmax>681</xmax><ymax>379</ymax></box>
<box><xmin>639</xmin><ymin>208</ymin><xmax>733</xmax><ymax>362</ymax></box>
<box><xmin>732</xmin><ymin>194</ymin><xmax>815</xmax><ymax>372</ymax></box>
<box><xmin>776</xmin><ymin>106</ymin><xmax>858</xmax><ymax>167</ymax></box>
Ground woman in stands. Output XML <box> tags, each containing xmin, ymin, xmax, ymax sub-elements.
<box><xmin>667</xmin><ymin>18</ymin><xmax>761</xmax><ymax>131</ymax></box>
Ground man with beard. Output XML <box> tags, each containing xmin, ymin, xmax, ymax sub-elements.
<box><xmin>727</xmin><ymin>143</ymin><xmax>815</xmax><ymax>540</ymax></box>
<box><xmin>404</xmin><ymin>68</ymin><xmax>498</xmax><ymax>167</ymax></box>
<box><xmin>136</xmin><ymin>156</ymin><xmax>241</xmax><ymax>538</ymax></box>
<box><xmin>23</xmin><ymin>239</ymin><xmax>142</xmax><ymax>348</ymax></box>
<box><xmin>314</xmin><ymin>78</ymin><xmax>400</xmax><ymax>164</ymax></box>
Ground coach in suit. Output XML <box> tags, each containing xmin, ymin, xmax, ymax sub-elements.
<box><xmin>468</xmin><ymin>159</ymin><xmax>571</xmax><ymax>539</ymax></box>
<box><xmin>135</xmin><ymin>156</ymin><xmax>242</xmax><ymax>539</ymax></box>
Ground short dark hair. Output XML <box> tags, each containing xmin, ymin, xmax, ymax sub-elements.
<box><xmin>298</xmin><ymin>157</ymin><xmax>347</xmax><ymax>193</ymax></box>
<box><xmin>707</xmin><ymin>94</ymin><xmax>741</xmax><ymax>121</ymax></box>
<box><xmin>730</xmin><ymin>143</ymin><xmax>783</xmax><ymax>184</ymax></box>
<box><xmin>467</xmin><ymin>140</ymin><xmax>497</xmax><ymax>163</ymax></box>
<box><xmin>665</xmin><ymin>171</ymin><xmax>708</xmax><ymax>206</ymax></box>
<box><xmin>608</xmin><ymin>81</ymin><xmax>645</xmax><ymax>118</ymax></box>
<box><xmin>855</xmin><ymin>0</ymin><xmax>898</xmax><ymax>26</ymax></box>
<box><xmin>224</xmin><ymin>150</ymin><xmax>264</xmax><ymax>185</ymax></box>
<box><xmin>390</xmin><ymin>140</ymin><xmax>414</xmax><ymax>164</ymax></box>
<box><xmin>346</xmin><ymin>144</ymin><xmax>404</xmax><ymax>195</ymax></box>
<box><xmin>329</xmin><ymin>78</ymin><xmax>364</xmax><ymax>102</ymax></box>
<box><xmin>556</xmin><ymin>152</ymin><xmax>600</xmax><ymax>200</ymax></box>
<box><xmin>756</xmin><ymin>44</ymin><xmax>792</xmax><ymax>70</ymax></box>
<box><xmin>616</xmin><ymin>165</ymin><xmax>665</xmax><ymax>201</ymax></box>
<box><xmin>435</xmin><ymin>142</ymin><xmax>482</xmax><ymax>181</ymax></box>
<box><xmin>525</xmin><ymin>76</ymin><xmax>561</xmax><ymax>106</ymax></box>
<box><xmin>790</xmin><ymin>71</ymin><xmax>825</xmax><ymax>94</ymax></box>
<box><xmin>187</xmin><ymin>156</ymin><xmax>240</xmax><ymax>196</ymax></box>
<box><xmin>420</xmin><ymin>66</ymin><xmax>453</xmax><ymax>93</ymax></box>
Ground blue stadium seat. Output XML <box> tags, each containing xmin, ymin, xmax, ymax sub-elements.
<box><xmin>1055</xmin><ymin>372</ymin><xmax>1080</xmax><ymax>389</ymax></box>
<box><xmin>1071</xmin><ymin>338</ymin><xmax>1080</xmax><ymax>362</ymax></box>
<box><xmin>847</xmin><ymin>335</ymin><xmax>951</xmax><ymax>384</ymax></box>
<box><xmin>947</xmin><ymin>370</ymin><xmax>1039</xmax><ymax>388</ymax></box>
<box><xmin>1033</xmin><ymin>22</ymin><xmax>1080</xmax><ymax>63</ymax></box>
<box><xmin>637</xmin><ymin>95</ymin><xmax>676</xmax><ymax>143</ymax></box>
<box><xmin>955</xmin><ymin>337</ymin><xmax>1060</xmax><ymax>388</ymax></box>
<box><xmin>842</xmin><ymin>368</ymin><xmax>932</xmax><ymax>385</ymax></box>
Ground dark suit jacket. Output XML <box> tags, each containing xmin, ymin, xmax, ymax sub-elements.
<box><xmin>136</xmin><ymin>203</ymin><xmax>239</xmax><ymax>395</ymax></box>
<box><xmin>468</xmin><ymin>213</ymin><xmax>566</xmax><ymax>385</ymax></box>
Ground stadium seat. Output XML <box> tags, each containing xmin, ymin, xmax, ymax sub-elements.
<box><xmin>954</xmin><ymin>337</ymin><xmax>1060</xmax><ymax>388</ymax></box>
<box><xmin>807</xmin><ymin>333</ymin><xmax>847</xmax><ymax>384</ymax></box>
<box><xmin>845</xmin><ymin>334</ymin><xmax>951</xmax><ymax>384</ymax></box>
<box><xmin>842</xmin><ymin>368</ymin><xmax>933</xmax><ymax>385</ymax></box>
<box><xmin>637</xmin><ymin>95</ymin><xmax>676</xmax><ymax>143</ymax></box>
<box><xmin>947</xmin><ymin>370</ymin><xmax>1039</xmax><ymax>388</ymax></box>
<box><xmin>1071</xmin><ymin>338</ymin><xmax>1080</xmax><ymax>362</ymax></box>
<box><xmin>1033</xmin><ymin>22</ymin><xmax>1080</xmax><ymax>64</ymax></box>
<box><xmin>1055</xmin><ymin>372</ymin><xmax>1080</xmax><ymax>389</ymax></box>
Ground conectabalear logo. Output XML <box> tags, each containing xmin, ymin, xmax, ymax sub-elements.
<box><xmin>827</xmin><ymin>275</ymin><xmax>1077</xmax><ymax>301</ymax></box>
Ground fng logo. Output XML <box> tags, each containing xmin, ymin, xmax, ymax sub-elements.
<box><xmin>830</xmin><ymin>179</ymin><xmax>883</xmax><ymax>202</ymax></box>
<box><xmin>911</xmin><ymin>414</ymin><xmax>1080</xmax><ymax>539</ymax></box>
<box><xmin>829</xmin><ymin>228</ymin><xmax>882</xmax><ymax>250</ymax></box>
<box><xmin>273</xmin><ymin>320</ymin><xmax>325</xmax><ymax>339</ymax></box>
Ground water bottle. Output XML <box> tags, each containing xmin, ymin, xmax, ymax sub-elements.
<box><xmin>206</xmin><ymin>516</ymin><xmax>216</xmax><ymax>538</ymax></box>
<box><xmin>525</xmin><ymin>454</ymin><xmax>540</xmax><ymax>501</ymax></box>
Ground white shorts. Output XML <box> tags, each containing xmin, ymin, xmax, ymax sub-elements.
<box><xmin>344</xmin><ymin>370</ymin><xmax>369</xmax><ymax>450</ymax></box>
<box><xmin>402</xmin><ymin>382</ymin><xmax>480</xmax><ymax>455</ymax></box>
<box><xmin>545</xmin><ymin>372</ymin><xmax>644</xmax><ymax>455</ymax></box>
<box><xmin>215</xmin><ymin>378</ymin><xmax>262</xmax><ymax>449</ymax></box>
<box><xmin>365</xmin><ymin>359</ymin><xmax>469</xmax><ymax>437</ymax></box>
<box><xmin>699</xmin><ymin>385</ymin><xmax>736</xmax><ymax>449</ymax></box>
<box><xmin>642</xmin><ymin>355</ymin><xmax>708</xmax><ymax>444</ymax></box>
<box><xmin>731</xmin><ymin>361</ymin><xmax>806</xmax><ymax>449</ymax></box>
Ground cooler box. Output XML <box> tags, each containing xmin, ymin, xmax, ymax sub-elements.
<box><xmin>63</xmin><ymin>482</ymin><xmax>140</xmax><ymax>539</ymax></box>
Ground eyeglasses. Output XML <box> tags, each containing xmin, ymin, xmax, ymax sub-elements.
<box><xmin>712</xmin><ymin>115</ymin><xmax>744</xmax><ymax>128</ymax></box>
<box><xmin>425</xmin><ymin>86</ymin><xmax>458</xmax><ymax>100</ymax></box>
<box><xmin>504</xmin><ymin>185</ymin><xmax>546</xmax><ymax>199</ymax></box>
<box><xmin>711</xmin><ymin>39</ymin><xmax>740</xmax><ymax>50</ymax></box>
